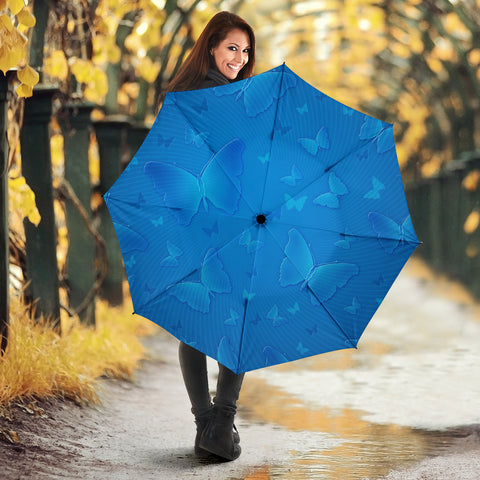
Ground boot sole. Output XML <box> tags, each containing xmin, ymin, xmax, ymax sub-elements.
<box><xmin>199</xmin><ymin>437</ymin><xmax>241</xmax><ymax>461</ymax></box>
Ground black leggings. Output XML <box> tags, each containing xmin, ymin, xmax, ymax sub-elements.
<box><xmin>178</xmin><ymin>342</ymin><xmax>245</xmax><ymax>417</ymax></box>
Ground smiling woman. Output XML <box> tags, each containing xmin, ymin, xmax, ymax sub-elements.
<box><xmin>160</xmin><ymin>11</ymin><xmax>256</xmax><ymax>463</ymax></box>
<box><xmin>165</xmin><ymin>11</ymin><xmax>255</xmax><ymax>93</ymax></box>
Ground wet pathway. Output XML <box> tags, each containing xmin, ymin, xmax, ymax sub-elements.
<box><xmin>3</xmin><ymin>257</ymin><xmax>480</xmax><ymax>479</ymax></box>
<box><xmin>238</xmin><ymin>257</ymin><xmax>480</xmax><ymax>479</ymax></box>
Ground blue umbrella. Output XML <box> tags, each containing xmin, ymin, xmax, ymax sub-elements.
<box><xmin>105</xmin><ymin>64</ymin><xmax>420</xmax><ymax>374</ymax></box>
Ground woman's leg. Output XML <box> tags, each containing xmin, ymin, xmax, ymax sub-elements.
<box><xmin>214</xmin><ymin>363</ymin><xmax>245</xmax><ymax>413</ymax></box>
<box><xmin>200</xmin><ymin>364</ymin><xmax>245</xmax><ymax>461</ymax></box>
<box><xmin>178</xmin><ymin>342</ymin><xmax>211</xmax><ymax>414</ymax></box>
<box><xmin>178</xmin><ymin>342</ymin><xmax>212</xmax><ymax>456</ymax></box>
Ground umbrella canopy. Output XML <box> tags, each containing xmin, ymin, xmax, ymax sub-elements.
<box><xmin>105</xmin><ymin>64</ymin><xmax>420</xmax><ymax>374</ymax></box>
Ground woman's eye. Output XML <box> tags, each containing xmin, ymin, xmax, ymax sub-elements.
<box><xmin>228</xmin><ymin>46</ymin><xmax>237</xmax><ymax>51</ymax></box>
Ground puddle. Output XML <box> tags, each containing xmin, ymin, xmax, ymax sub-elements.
<box><xmin>240</xmin><ymin>376</ymin><xmax>478</xmax><ymax>479</ymax></box>
<box><xmin>236</xmin><ymin>262</ymin><xmax>480</xmax><ymax>479</ymax></box>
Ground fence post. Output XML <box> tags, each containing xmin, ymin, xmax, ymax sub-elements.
<box><xmin>58</xmin><ymin>102</ymin><xmax>97</xmax><ymax>326</ymax></box>
<box><xmin>93</xmin><ymin>116</ymin><xmax>130</xmax><ymax>306</ymax></box>
<box><xmin>126</xmin><ymin>122</ymin><xmax>149</xmax><ymax>162</ymax></box>
<box><xmin>20</xmin><ymin>85</ymin><xmax>61</xmax><ymax>329</ymax></box>
<box><xmin>460</xmin><ymin>155</ymin><xmax>480</xmax><ymax>296</ymax></box>
<box><xmin>0</xmin><ymin>72</ymin><xmax>14</xmax><ymax>354</ymax></box>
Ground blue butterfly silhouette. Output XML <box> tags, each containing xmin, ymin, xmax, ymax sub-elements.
<box><xmin>298</xmin><ymin>127</ymin><xmax>330</xmax><ymax>155</ymax></box>
<box><xmin>296</xmin><ymin>342</ymin><xmax>309</xmax><ymax>355</ymax></box>
<box><xmin>202</xmin><ymin>221</ymin><xmax>218</xmax><ymax>237</ymax></box>
<box><xmin>258</xmin><ymin>152</ymin><xmax>270</xmax><ymax>164</ymax></box>
<box><xmin>284</xmin><ymin>194</ymin><xmax>307</xmax><ymax>211</ymax></box>
<box><xmin>214</xmin><ymin>70</ymin><xmax>297</xmax><ymax>117</ymax></box>
<box><xmin>280</xmin><ymin>228</ymin><xmax>359</xmax><ymax>302</ymax></box>
<box><xmin>267</xmin><ymin>305</ymin><xmax>287</xmax><ymax>327</ymax></box>
<box><xmin>136</xmin><ymin>192</ymin><xmax>146</xmax><ymax>207</ymax></box>
<box><xmin>224</xmin><ymin>309</ymin><xmax>240</xmax><ymax>326</ymax></box>
<box><xmin>159</xmin><ymin>241</ymin><xmax>183</xmax><ymax>267</ymax></box>
<box><xmin>124</xmin><ymin>256</ymin><xmax>136</xmax><ymax>269</ymax></box>
<box><xmin>217</xmin><ymin>336</ymin><xmax>238</xmax><ymax>371</ymax></box>
<box><xmin>167</xmin><ymin>249</ymin><xmax>232</xmax><ymax>313</ymax></box>
<box><xmin>306</xmin><ymin>323</ymin><xmax>318</xmax><ymax>335</ymax></box>
<box><xmin>287</xmin><ymin>302</ymin><xmax>300</xmax><ymax>315</ymax></box>
<box><xmin>263</xmin><ymin>346</ymin><xmax>289</xmax><ymax>367</ymax></box>
<box><xmin>335</xmin><ymin>229</ymin><xmax>356</xmax><ymax>249</ymax></box>
<box><xmin>345</xmin><ymin>297</ymin><xmax>360</xmax><ymax>314</ymax></box>
<box><xmin>281</xmin><ymin>164</ymin><xmax>302</xmax><ymax>186</ymax></box>
<box><xmin>145</xmin><ymin>138</ymin><xmax>244</xmax><ymax>225</ymax></box>
<box><xmin>368</xmin><ymin>212</ymin><xmax>417</xmax><ymax>254</ymax></box>
<box><xmin>359</xmin><ymin>117</ymin><xmax>394</xmax><ymax>154</ymax></box>
<box><xmin>239</xmin><ymin>229</ymin><xmax>264</xmax><ymax>254</ymax></box>
<box><xmin>314</xmin><ymin>172</ymin><xmax>348</xmax><ymax>208</ymax></box>
<box><xmin>275</xmin><ymin>118</ymin><xmax>292</xmax><ymax>136</ymax></box>
<box><xmin>192</xmin><ymin>97</ymin><xmax>208</xmax><ymax>114</ymax></box>
<box><xmin>364</xmin><ymin>176</ymin><xmax>385</xmax><ymax>199</ymax></box>
<box><xmin>243</xmin><ymin>290</ymin><xmax>256</xmax><ymax>301</ymax></box>
<box><xmin>151</xmin><ymin>217</ymin><xmax>164</xmax><ymax>227</ymax></box>
<box><xmin>157</xmin><ymin>133</ymin><xmax>174</xmax><ymax>147</ymax></box>
<box><xmin>296</xmin><ymin>103</ymin><xmax>308</xmax><ymax>114</ymax></box>
<box><xmin>185</xmin><ymin>126</ymin><xmax>208</xmax><ymax>147</ymax></box>
<box><xmin>114</xmin><ymin>222</ymin><xmax>149</xmax><ymax>254</ymax></box>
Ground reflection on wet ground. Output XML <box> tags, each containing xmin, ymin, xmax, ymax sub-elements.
<box><xmin>240</xmin><ymin>376</ymin><xmax>476</xmax><ymax>479</ymax></box>
<box><xmin>236</xmin><ymin>259</ymin><xmax>480</xmax><ymax>479</ymax></box>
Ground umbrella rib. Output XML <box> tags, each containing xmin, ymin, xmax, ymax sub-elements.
<box><xmin>268</xmin><ymin>135</ymin><xmax>380</xmax><ymax>216</ymax></box>
<box><xmin>236</xmin><ymin>298</ymin><xmax>250</xmax><ymax>373</ymax></box>
<box><xmin>262</xmin><ymin>222</ymin><xmax>357</xmax><ymax>346</ymax></box>
<box><xmin>306</xmin><ymin>286</ymin><xmax>357</xmax><ymax>349</ymax></box>
<box><xmin>134</xmin><ymin>267</ymin><xmax>201</xmax><ymax>313</ymax></box>
<box><xmin>170</xmin><ymin>100</ymin><xmax>217</xmax><ymax>157</ymax></box>
<box><xmin>171</xmin><ymin>99</ymin><xmax>258</xmax><ymax>217</ymax></box>
<box><xmin>259</xmin><ymin>63</ymin><xmax>288</xmax><ymax>214</ymax></box>
<box><xmin>265</xmin><ymin>220</ymin><xmax>421</xmax><ymax>245</ymax></box>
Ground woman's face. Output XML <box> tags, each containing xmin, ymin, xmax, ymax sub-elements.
<box><xmin>211</xmin><ymin>28</ymin><xmax>251</xmax><ymax>80</ymax></box>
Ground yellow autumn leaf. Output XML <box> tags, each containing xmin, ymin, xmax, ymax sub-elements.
<box><xmin>462</xmin><ymin>171</ymin><xmax>480</xmax><ymax>192</ymax></box>
<box><xmin>17</xmin><ymin>64</ymin><xmax>39</xmax><ymax>87</ymax></box>
<box><xmin>70</xmin><ymin>58</ymin><xmax>91</xmax><ymax>83</ymax></box>
<box><xmin>93</xmin><ymin>68</ymin><xmax>108</xmax><ymax>95</ymax></box>
<box><xmin>137</xmin><ymin>56</ymin><xmax>160</xmax><ymax>83</ymax></box>
<box><xmin>16</xmin><ymin>83</ymin><xmax>33</xmax><ymax>97</ymax></box>
<box><xmin>467</xmin><ymin>49</ymin><xmax>480</xmax><ymax>66</ymax></box>
<box><xmin>44</xmin><ymin>50</ymin><xmax>69</xmax><ymax>81</ymax></box>
<box><xmin>50</xmin><ymin>133</ymin><xmax>64</xmax><ymax>171</ymax></box>
<box><xmin>16</xmin><ymin>8</ymin><xmax>36</xmax><ymax>28</ymax></box>
<box><xmin>0</xmin><ymin>13</ymin><xmax>14</xmax><ymax>31</ymax></box>
<box><xmin>7</xmin><ymin>0</ymin><xmax>24</xmax><ymax>15</ymax></box>
<box><xmin>0</xmin><ymin>45</ymin><xmax>11</xmax><ymax>73</ymax></box>
<box><xmin>84</xmin><ymin>67</ymin><xmax>108</xmax><ymax>102</ymax></box>
<box><xmin>124</xmin><ymin>34</ymin><xmax>143</xmax><ymax>54</ymax></box>
<box><xmin>0</xmin><ymin>0</ymin><xmax>7</xmax><ymax>10</ymax></box>
<box><xmin>8</xmin><ymin>176</ymin><xmax>41</xmax><ymax>226</ymax></box>
<box><xmin>0</xmin><ymin>45</ymin><xmax>24</xmax><ymax>73</ymax></box>
<box><xmin>464</xmin><ymin>211</ymin><xmax>480</xmax><ymax>234</ymax></box>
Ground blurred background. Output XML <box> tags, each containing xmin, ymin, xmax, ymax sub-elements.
<box><xmin>1</xmin><ymin>0</ymin><xmax>480</xmax><ymax>388</ymax></box>
<box><xmin>1</xmin><ymin>3</ymin><xmax>480</xmax><ymax>478</ymax></box>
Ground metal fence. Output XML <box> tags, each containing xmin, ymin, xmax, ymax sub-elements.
<box><xmin>407</xmin><ymin>152</ymin><xmax>480</xmax><ymax>297</ymax></box>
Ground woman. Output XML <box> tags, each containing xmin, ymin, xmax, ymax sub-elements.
<box><xmin>164</xmin><ymin>11</ymin><xmax>256</xmax><ymax>461</ymax></box>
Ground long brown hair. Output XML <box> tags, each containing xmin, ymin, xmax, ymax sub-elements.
<box><xmin>166</xmin><ymin>11</ymin><xmax>256</xmax><ymax>93</ymax></box>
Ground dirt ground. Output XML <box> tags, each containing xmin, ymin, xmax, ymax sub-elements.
<box><xmin>1</xmin><ymin>331</ymin><xmax>479</xmax><ymax>480</ymax></box>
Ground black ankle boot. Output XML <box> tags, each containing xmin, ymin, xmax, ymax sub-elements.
<box><xmin>194</xmin><ymin>408</ymin><xmax>213</xmax><ymax>458</ymax></box>
<box><xmin>199</xmin><ymin>404</ymin><xmax>241</xmax><ymax>461</ymax></box>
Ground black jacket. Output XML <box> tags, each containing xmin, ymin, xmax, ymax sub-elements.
<box><xmin>199</xmin><ymin>68</ymin><xmax>230</xmax><ymax>89</ymax></box>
